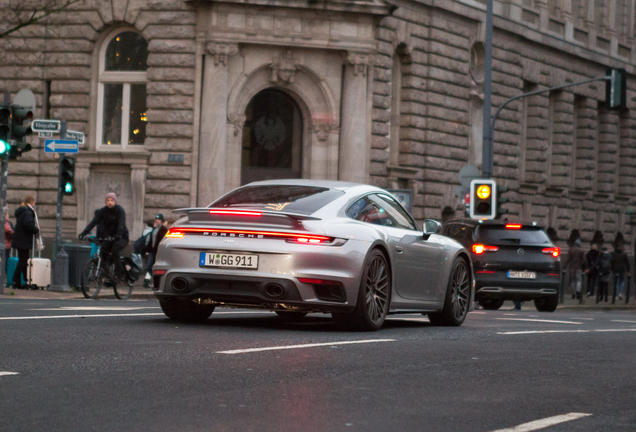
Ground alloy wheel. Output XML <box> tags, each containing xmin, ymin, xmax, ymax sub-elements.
<box><xmin>450</xmin><ymin>260</ymin><xmax>470</xmax><ymax>321</ymax></box>
<box><xmin>365</xmin><ymin>255</ymin><xmax>390</xmax><ymax>325</ymax></box>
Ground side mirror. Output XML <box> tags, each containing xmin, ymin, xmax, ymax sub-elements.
<box><xmin>423</xmin><ymin>219</ymin><xmax>442</xmax><ymax>236</ymax></box>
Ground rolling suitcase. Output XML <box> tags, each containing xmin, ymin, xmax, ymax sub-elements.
<box><xmin>6</xmin><ymin>249</ymin><xmax>25</xmax><ymax>287</ymax></box>
<box><xmin>27</xmin><ymin>240</ymin><xmax>51</xmax><ymax>290</ymax></box>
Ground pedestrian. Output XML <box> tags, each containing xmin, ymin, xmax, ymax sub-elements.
<box><xmin>588</xmin><ymin>247</ymin><xmax>612</xmax><ymax>303</ymax></box>
<box><xmin>4</xmin><ymin>205</ymin><xmax>13</xmax><ymax>275</ymax></box>
<box><xmin>610</xmin><ymin>242</ymin><xmax>630</xmax><ymax>300</ymax></box>
<box><xmin>562</xmin><ymin>238</ymin><xmax>585</xmax><ymax>299</ymax></box>
<box><xmin>585</xmin><ymin>243</ymin><xmax>600</xmax><ymax>297</ymax></box>
<box><xmin>142</xmin><ymin>214</ymin><xmax>168</xmax><ymax>288</ymax></box>
<box><xmin>11</xmin><ymin>195</ymin><xmax>40</xmax><ymax>289</ymax></box>
<box><xmin>78</xmin><ymin>193</ymin><xmax>129</xmax><ymax>282</ymax></box>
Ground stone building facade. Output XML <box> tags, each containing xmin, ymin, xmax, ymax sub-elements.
<box><xmin>1</xmin><ymin>0</ymin><xmax>635</xmax><ymax>249</ymax></box>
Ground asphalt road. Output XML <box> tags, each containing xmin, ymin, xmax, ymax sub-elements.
<box><xmin>1</xmin><ymin>298</ymin><xmax>635</xmax><ymax>432</ymax></box>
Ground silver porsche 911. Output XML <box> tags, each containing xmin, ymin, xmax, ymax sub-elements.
<box><xmin>152</xmin><ymin>180</ymin><xmax>474</xmax><ymax>330</ymax></box>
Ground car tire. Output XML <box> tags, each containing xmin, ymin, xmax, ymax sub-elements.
<box><xmin>159</xmin><ymin>300</ymin><xmax>215</xmax><ymax>322</ymax></box>
<box><xmin>479</xmin><ymin>299</ymin><xmax>505</xmax><ymax>310</ymax></box>
<box><xmin>275</xmin><ymin>311</ymin><xmax>307</xmax><ymax>321</ymax></box>
<box><xmin>534</xmin><ymin>295</ymin><xmax>558</xmax><ymax>312</ymax></box>
<box><xmin>334</xmin><ymin>249</ymin><xmax>391</xmax><ymax>331</ymax></box>
<box><xmin>427</xmin><ymin>257</ymin><xmax>471</xmax><ymax>326</ymax></box>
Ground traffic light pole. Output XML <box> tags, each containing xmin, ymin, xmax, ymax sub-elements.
<box><xmin>49</xmin><ymin>125</ymin><xmax>71</xmax><ymax>292</ymax></box>
<box><xmin>0</xmin><ymin>154</ymin><xmax>7</xmax><ymax>295</ymax></box>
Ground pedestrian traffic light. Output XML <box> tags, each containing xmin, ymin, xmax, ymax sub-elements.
<box><xmin>469</xmin><ymin>179</ymin><xmax>496</xmax><ymax>220</ymax></box>
<box><xmin>496</xmin><ymin>185</ymin><xmax>510</xmax><ymax>219</ymax></box>
<box><xmin>60</xmin><ymin>156</ymin><xmax>75</xmax><ymax>196</ymax></box>
<box><xmin>606</xmin><ymin>68</ymin><xmax>627</xmax><ymax>111</ymax></box>
<box><xmin>0</xmin><ymin>104</ymin><xmax>10</xmax><ymax>155</ymax></box>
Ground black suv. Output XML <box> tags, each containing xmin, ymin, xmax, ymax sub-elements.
<box><xmin>441</xmin><ymin>219</ymin><xmax>561</xmax><ymax>312</ymax></box>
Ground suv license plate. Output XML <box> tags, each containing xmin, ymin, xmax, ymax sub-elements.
<box><xmin>507</xmin><ymin>271</ymin><xmax>536</xmax><ymax>279</ymax></box>
<box><xmin>200</xmin><ymin>252</ymin><xmax>258</xmax><ymax>269</ymax></box>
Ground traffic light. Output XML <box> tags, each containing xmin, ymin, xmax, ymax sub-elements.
<box><xmin>60</xmin><ymin>156</ymin><xmax>75</xmax><ymax>196</ymax></box>
<box><xmin>0</xmin><ymin>104</ymin><xmax>10</xmax><ymax>156</ymax></box>
<box><xmin>606</xmin><ymin>68</ymin><xmax>627</xmax><ymax>111</ymax></box>
<box><xmin>469</xmin><ymin>179</ymin><xmax>496</xmax><ymax>220</ymax></box>
<box><xmin>496</xmin><ymin>185</ymin><xmax>510</xmax><ymax>219</ymax></box>
<box><xmin>10</xmin><ymin>106</ymin><xmax>33</xmax><ymax>159</ymax></box>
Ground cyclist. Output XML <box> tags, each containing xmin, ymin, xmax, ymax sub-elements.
<box><xmin>79</xmin><ymin>193</ymin><xmax>129</xmax><ymax>282</ymax></box>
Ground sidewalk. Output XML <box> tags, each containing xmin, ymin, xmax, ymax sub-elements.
<box><xmin>0</xmin><ymin>281</ymin><xmax>156</xmax><ymax>300</ymax></box>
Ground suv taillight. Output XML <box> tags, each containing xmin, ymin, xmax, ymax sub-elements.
<box><xmin>472</xmin><ymin>244</ymin><xmax>498</xmax><ymax>254</ymax></box>
<box><xmin>542</xmin><ymin>247</ymin><xmax>560</xmax><ymax>257</ymax></box>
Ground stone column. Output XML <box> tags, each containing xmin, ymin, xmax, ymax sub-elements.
<box><xmin>339</xmin><ymin>51</ymin><xmax>372</xmax><ymax>183</ymax></box>
<box><xmin>226</xmin><ymin>113</ymin><xmax>246</xmax><ymax>191</ymax></box>
<box><xmin>198</xmin><ymin>42</ymin><xmax>238</xmax><ymax>206</ymax></box>
<box><xmin>75</xmin><ymin>163</ymin><xmax>91</xmax><ymax>235</ymax></box>
<box><xmin>130</xmin><ymin>165</ymin><xmax>147</xmax><ymax>239</ymax></box>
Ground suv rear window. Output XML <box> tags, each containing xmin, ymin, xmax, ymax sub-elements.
<box><xmin>211</xmin><ymin>185</ymin><xmax>344</xmax><ymax>215</ymax></box>
<box><xmin>475</xmin><ymin>226</ymin><xmax>551</xmax><ymax>245</ymax></box>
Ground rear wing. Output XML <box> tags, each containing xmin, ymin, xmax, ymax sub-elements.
<box><xmin>173</xmin><ymin>207</ymin><xmax>322</xmax><ymax>224</ymax></box>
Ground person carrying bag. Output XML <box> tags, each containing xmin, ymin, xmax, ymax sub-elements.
<box><xmin>11</xmin><ymin>195</ymin><xmax>40</xmax><ymax>289</ymax></box>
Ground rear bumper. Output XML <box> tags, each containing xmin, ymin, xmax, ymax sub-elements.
<box><xmin>153</xmin><ymin>272</ymin><xmax>355</xmax><ymax>314</ymax></box>
<box><xmin>475</xmin><ymin>272</ymin><xmax>560</xmax><ymax>300</ymax></box>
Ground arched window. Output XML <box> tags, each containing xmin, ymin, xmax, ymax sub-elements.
<box><xmin>96</xmin><ymin>29</ymin><xmax>148</xmax><ymax>149</ymax></box>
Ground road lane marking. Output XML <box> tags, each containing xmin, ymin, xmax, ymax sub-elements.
<box><xmin>217</xmin><ymin>339</ymin><xmax>395</xmax><ymax>355</ymax></box>
<box><xmin>495</xmin><ymin>318</ymin><xmax>582</xmax><ymax>325</ymax></box>
<box><xmin>612</xmin><ymin>320</ymin><xmax>636</xmax><ymax>324</ymax></box>
<box><xmin>0</xmin><ymin>313</ymin><xmax>165</xmax><ymax>320</ymax></box>
<box><xmin>498</xmin><ymin>329</ymin><xmax>636</xmax><ymax>335</ymax></box>
<box><xmin>0</xmin><ymin>372</ymin><xmax>20</xmax><ymax>377</ymax></box>
<box><xmin>30</xmin><ymin>307</ymin><xmax>161</xmax><ymax>311</ymax></box>
<box><xmin>489</xmin><ymin>412</ymin><xmax>591</xmax><ymax>432</ymax></box>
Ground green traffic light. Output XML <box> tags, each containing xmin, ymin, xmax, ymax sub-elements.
<box><xmin>64</xmin><ymin>182</ymin><xmax>73</xmax><ymax>194</ymax></box>
<box><xmin>0</xmin><ymin>140</ymin><xmax>7</xmax><ymax>155</ymax></box>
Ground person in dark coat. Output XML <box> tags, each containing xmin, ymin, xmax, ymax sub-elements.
<box><xmin>563</xmin><ymin>239</ymin><xmax>585</xmax><ymax>299</ymax></box>
<box><xmin>4</xmin><ymin>205</ymin><xmax>14</xmax><ymax>275</ymax></box>
<box><xmin>11</xmin><ymin>195</ymin><xmax>39</xmax><ymax>289</ymax></box>
<box><xmin>610</xmin><ymin>243</ymin><xmax>630</xmax><ymax>300</ymax></box>
<box><xmin>142</xmin><ymin>214</ymin><xmax>168</xmax><ymax>288</ymax></box>
<box><xmin>585</xmin><ymin>243</ymin><xmax>600</xmax><ymax>297</ymax></box>
<box><xmin>79</xmin><ymin>193</ymin><xmax>129</xmax><ymax>280</ymax></box>
<box><xmin>588</xmin><ymin>247</ymin><xmax>612</xmax><ymax>303</ymax></box>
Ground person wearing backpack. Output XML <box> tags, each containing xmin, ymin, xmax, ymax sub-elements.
<box><xmin>588</xmin><ymin>247</ymin><xmax>612</xmax><ymax>303</ymax></box>
<box><xmin>610</xmin><ymin>243</ymin><xmax>630</xmax><ymax>300</ymax></box>
<box><xmin>142</xmin><ymin>214</ymin><xmax>168</xmax><ymax>288</ymax></box>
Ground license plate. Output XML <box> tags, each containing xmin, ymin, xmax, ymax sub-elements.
<box><xmin>507</xmin><ymin>271</ymin><xmax>536</xmax><ymax>279</ymax></box>
<box><xmin>199</xmin><ymin>252</ymin><xmax>258</xmax><ymax>269</ymax></box>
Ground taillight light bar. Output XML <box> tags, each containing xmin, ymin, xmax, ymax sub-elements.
<box><xmin>542</xmin><ymin>247</ymin><xmax>560</xmax><ymax>257</ymax></box>
<box><xmin>164</xmin><ymin>227</ymin><xmax>339</xmax><ymax>245</ymax></box>
<box><xmin>208</xmin><ymin>209</ymin><xmax>262</xmax><ymax>216</ymax></box>
<box><xmin>472</xmin><ymin>244</ymin><xmax>498</xmax><ymax>254</ymax></box>
<box><xmin>153</xmin><ymin>270</ymin><xmax>166</xmax><ymax>276</ymax></box>
<box><xmin>505</xmin><ymin>224</ymin><xmax>522</xmax><ymax>229</ymax></box>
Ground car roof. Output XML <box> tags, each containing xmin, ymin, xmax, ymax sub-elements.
<box><xmin>244</xmin><ymin>179</ymin><xmax>363</xmax><ymax>190</ymax></box>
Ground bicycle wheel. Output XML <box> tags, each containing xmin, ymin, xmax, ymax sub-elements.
<box><xmin>81</xmin><ymin>259</ymin><xmax>103</xmax><ymax>299</ymax></box>
<box><xmin>113</xmin><ymin>278</ymin><xmax>133</xmax><ymax>300</ymax></box>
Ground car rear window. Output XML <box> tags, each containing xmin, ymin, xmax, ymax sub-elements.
<box><xmin>475</xmin><ymin>226</ymin><xmax>551</xmax><ymax>245</ymax></box>
<box><xmin>211</xmin><ymin>185</ymin><xmax>344</xmax><ymax>215</ymax></box>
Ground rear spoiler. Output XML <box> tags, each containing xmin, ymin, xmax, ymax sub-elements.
<box><xmin>172</xmin><ymin>207</ymin><xmax>322</xmax><ymax>221</ymax></box>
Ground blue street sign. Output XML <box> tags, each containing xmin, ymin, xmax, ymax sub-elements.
<box><xmin>44</xmin><ymin>139</ymin><xmax>79</xmax><ymax>153</ymax></box>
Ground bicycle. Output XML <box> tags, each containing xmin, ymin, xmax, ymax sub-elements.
<box><xmin>80</xmin><ymin>237</ymin><xmax>139</xmax><ymax>300</ymax></box>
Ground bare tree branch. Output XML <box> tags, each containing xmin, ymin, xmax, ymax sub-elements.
<box><xmin>0</xmin><ymin>0</ymin><xmax>83</xmax><ymax>39</ymax></box>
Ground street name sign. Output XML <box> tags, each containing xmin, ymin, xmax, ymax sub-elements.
<box><xmin>32</xmin><ymin>119</ymin><xmax>61</xmax><ymax>133</ymax></box>
<box><xmin>44</xmin><ymin>139</ymin><xmax>79</xmax><ymax>153</ymax></box>
<box><xmin>38</xmin><ymin>131</ymin><xmax>53</xmax><ymax>138</ymax></box>
<box><xmin>66</xmin><ymin>130</ymin><xmax>85</xmax><ymax>145</ymax></box>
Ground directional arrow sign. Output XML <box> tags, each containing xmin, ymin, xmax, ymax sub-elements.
<box><xmin>32</xmin><ymin>119</ymin><xmax>61</xmax><ymax>133</ymax></box>
<box><xmin>44</xmin><ymin>139</ymin><xmax>78</xmax><ymax>153</ymax></box>
<box><xmin>66</xmin><ymin>130</ymin><xmax>85</xmax><ymax>145</ymax></box>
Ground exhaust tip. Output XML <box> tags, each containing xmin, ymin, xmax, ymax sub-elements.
<box><xmin>264</xmin><ymin>283</ymin><xmax>285</xmax><ymax>299</ymax></box>
<box><xmin>171</xmin><ymin>277</ymin><xmax>189</xmax><ymax>292</ymax></box>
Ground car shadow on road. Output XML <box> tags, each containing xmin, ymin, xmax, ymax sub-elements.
<box><xmin>148</xmin><ymin>313</ymin><xmax>432</xmax><ymax>332</ymax></box>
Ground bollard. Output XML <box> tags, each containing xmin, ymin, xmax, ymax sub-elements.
<box><xmin>579</xmin><ymin>271</ymin><xmax>585</xmax><ymax>305</ymax></box>
<box><xmin>611</xmin><ymin>272</ymin><xmax>617</xmax><ymax>305</ymax></box>
<box><xmin>626</xmin><ymin>275</ymin><xmax>631</xmax><ymax>305</ymax></box>
<box><xmin>49</xmin><ymin>247</ymin><xmax>71</xmax><ymax>292</ymax></box>
<box><xmin>559</xmin><ymin>271</ymin><xmax>565</xmax><ymax>304</ymax></box>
